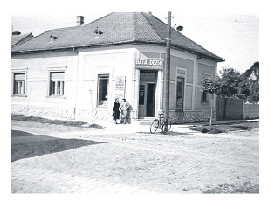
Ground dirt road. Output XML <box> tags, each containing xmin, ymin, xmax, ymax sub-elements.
<box><xmin>11</xmin><ymin>120</ymin><xmax>259</xmax><ymax>193</ymax></box>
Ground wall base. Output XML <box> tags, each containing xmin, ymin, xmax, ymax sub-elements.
<box><xmin>12</xmin><ymin>104</ymin><xmax>215</xmax><ymax>124</ymax></box>
<box><xmin>169</xmin><ymin>110</ymin><xmax>216</xmax><ymax>123</ymax></box>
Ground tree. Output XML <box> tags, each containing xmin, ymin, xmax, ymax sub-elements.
<box><xmin>201</xmin><ymin>75</ymin><xmax>221</xmax><ymax>126</ymax></box>
<box><xmin>242</xmin><ymin>61</ymin><xmax>259</xmax><ymax>103</ymax></box>
<box><xmin>243</xmin><ymin>61</ymin><xmax>259</xmax><ymax>82</ymax></box>
<box><xmin>202</xmin><ymin>63</ymin><xmax>259</xmax><ymax>125</ymax></box>
<box><xmin>217</xmin><ymin>67</ymin><xmax>241</xmax><ymax>98</ymax></box>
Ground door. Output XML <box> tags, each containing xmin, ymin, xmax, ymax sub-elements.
<box><xmin>138</xmin><ymin>84</ymin><xmax>146</xmax><ymax>117</ymax></box>
<box><xmin>147</xmin><ymin>83</ymin><xmax>155</xmax><ymax>117</ymax></box>
<box><xmin>138</xmin><ymin>71</ymin><xmax>157</xmax><ymax>118</ymax></box>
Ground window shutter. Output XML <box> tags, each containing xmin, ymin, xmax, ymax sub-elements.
<box><xmin>14</xmin><ymin>73</ymin><xmax>25</xmax><ymax>81</ymax></box>
<box><xmin>51</xmin><ymin>72</ymin><xmax>65</xmax><ymax>80</ymax></box>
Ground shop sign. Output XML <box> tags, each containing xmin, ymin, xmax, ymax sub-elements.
<box><xmin>115</xmin><ymin>76</ymin><xmax>126</xmax><ymax>99</ymax></box>
<box><xmin>135</xmin><ymin>58</ymin><xmax>163</xmax><ymax>69</ymax></box>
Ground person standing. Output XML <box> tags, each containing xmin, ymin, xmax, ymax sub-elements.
<box><xmin>113</xmin><ymin>98</ymin><xmax>120</xmax><ymax>124</ymax></box>
<box><xmin>120</xmin><ymin>98</ymin><xmax>130</xmax><ymax>124</ymax></box>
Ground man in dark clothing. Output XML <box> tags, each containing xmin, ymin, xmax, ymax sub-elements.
<box><xmin>113</xmin><ymin>98</ymin><xmax>120</xmax><ymax>124</ymax></box>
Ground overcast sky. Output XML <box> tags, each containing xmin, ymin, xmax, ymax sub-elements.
<box><xmin>10</xmin><ymin>1</ymin><xmax>259</xmax><ymax>73</ymax></box>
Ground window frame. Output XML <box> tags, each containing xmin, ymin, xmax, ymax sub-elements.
<box><xmin>11</xmin><ymin>68</ymin><xmax>28</xmax><ymax>97</ymax></box>
<box><xmin>47</xmin><ymin>67</ymin><xmax>67</xmax><ymax>98</ymax></box>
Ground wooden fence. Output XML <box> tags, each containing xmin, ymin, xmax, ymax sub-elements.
<box><xmin>216</xmin><ymin>98</ymin><xmax>243</xmax><ymax>121</ymax></box>
<box><xmin>243</xmin><ymin>104</ymin><xmax>259</xmax><ymax>119</ymax></box>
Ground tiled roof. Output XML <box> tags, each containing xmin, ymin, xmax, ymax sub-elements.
<box><xmin>11</xmin><ymin>12</ymin><xmax>224</xmax><ymax>62</ymax></box>
<box><xmin>11</xmin><ymin>32</ymin><xmax>33</xmax><ymax>47</ymax></box>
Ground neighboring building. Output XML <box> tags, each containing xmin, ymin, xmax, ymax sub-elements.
<box><xmin>11</xmin><ymin>12</ymin><xmax>224</xmax><ymax>123</ymax></box>
<box><xmin>11</xmin><ymin>31</ymin><xmax>33</xmax><ymax>47</ymax></box>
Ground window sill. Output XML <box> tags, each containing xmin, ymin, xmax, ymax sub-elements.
<box><xmin>46</xmin><ymin>95</ymin><xmax>66</xmax><ymax>99</ymax></box>
<box><xmin>12</xmin><ymin>94</ymin><xmax>27</xmax><ymax>97</ymax></box>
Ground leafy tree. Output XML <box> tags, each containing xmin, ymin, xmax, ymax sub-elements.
<box><xmin>242</xmin><ymin>61</ymin><xmax>259</xmax><ymax>103</ymax></box>
<box><xmin>217</xmin><ymin>67</ymin><xmax>241</xmax><ymax>98</ymax></box>
<box><xmin>244</xmin><ymin>61</ymin><xmax>259</xmax><ymax>82</ymax></box>
<box><xmin>215</xmin><ymin>66</ymin><xmax>259</xmax><ymax>103</ymax></box>
<box><xmin>202</xmin><ymin>63</ymin><xmax>259</xmax><ymax>125</ymax></box>
<box><xmin>201</xmin><ymin>75</ymin><xmax>221</xmax><ymax>126</ymax></box>
<box><xmin>236</xmin><ymin>75</ymin><xmax>251</xmax><ymax>101</ymax></box>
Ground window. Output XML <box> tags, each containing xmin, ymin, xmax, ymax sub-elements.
<box><xmin>98</xmin><ymin>74</ymin><xmax>109</xmax><ymax>106</ymax></box>
<box><xmin>13</xmin><ymin>73</ymin><xmax>26</xmax><ymax>95</ymax></box>
<box><xmin>202</xmin><ymin>91</ymin><xmax>207</xmax><ymax>103</ymax></box>
<box><xmin>49</xmin><ymin>72</ymin><xmax>65</xmax><ymax>96</ymax></box>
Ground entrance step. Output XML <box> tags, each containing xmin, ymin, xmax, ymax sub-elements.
<box><xmin>135</xmin><ymin>118</ymin><xmax>155</xmax><ymax>125</ymax></box>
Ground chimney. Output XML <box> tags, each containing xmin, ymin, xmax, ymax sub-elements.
<box><xmin>12</xmin><ymin>31</ymin><xmax>21</xmax><ymax>36</ymax></box>
<box><xmin>76</xmin><ymin>16</ymin><xmax>84</xmax><ymax>26</ymax></box>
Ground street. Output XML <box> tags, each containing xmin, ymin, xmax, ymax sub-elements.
<box><xmin>11</xmin><ymin>120</ymin><xmax>259</xmax><ymax>193</ymax></box>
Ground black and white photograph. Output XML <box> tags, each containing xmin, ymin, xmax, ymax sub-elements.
<box><xmin>4</xmin><ymin>0</ymin><xmax>268</xmax><ymax>204</ymax></box>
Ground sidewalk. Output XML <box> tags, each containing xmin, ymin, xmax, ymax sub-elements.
<box><xmin>80</xmin><ymin>119</ymin><xmax>196</xmax><ymax>137</ymax></box>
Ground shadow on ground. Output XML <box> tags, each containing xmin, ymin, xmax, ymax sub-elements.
<box><xmin>11</xmin><ymin>129</ymin><xmax>105</xmax><ymax>162</ymax></box>
<box><xmin>136</xmin><ymin>131</ymin><xmax>193</xmax><ymax>136</ymax></box>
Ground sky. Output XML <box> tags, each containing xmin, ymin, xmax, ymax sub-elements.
<box><xmin>10</xmin><ymin>0</ymin><xmax>259</xmax><ymax>74</ymax></box>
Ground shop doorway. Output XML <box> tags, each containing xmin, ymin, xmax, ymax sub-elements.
<box><xmin>147</xmin><ymin>83</ymin><xmax>155</xmax><ymax>117</ymax></box>
<box><xmin>138</xmin><ymin>71</ymin><xmax>157</xmax><ymax>118</ymax></box>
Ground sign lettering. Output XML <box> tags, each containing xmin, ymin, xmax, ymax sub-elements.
<box><xmin>135</xmin><ymin>58</ymin><xmax>163</xmax><ymax>69</ymax></box>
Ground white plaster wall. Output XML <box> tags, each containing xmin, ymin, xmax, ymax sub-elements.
<box><xmin>11</xmin><ymin>44</ymin><xmax>221</xmax><ymax>122</ymax></box>
<box><xmin>11</xmin><ymin>51</ymin><xmax>78</xmax><ymax>119</ymax></box>
<box><xmin>75</xmin><ymin>46</ymin><xmax>136</xmax><ymax>120</ymax></box>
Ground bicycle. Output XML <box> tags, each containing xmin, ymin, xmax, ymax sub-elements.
<box><xmin>150</xmin><ymin>113</ymin><xmax>171</xmax><ymax>134</ymax></box>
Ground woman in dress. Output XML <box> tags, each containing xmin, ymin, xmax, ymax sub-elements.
<box><xmin>113</xmin><ymin>98</ymin><xmax>120</xmax><ymax>124</ymax></box>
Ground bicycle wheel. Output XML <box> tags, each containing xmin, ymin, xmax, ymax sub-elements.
<box><xmin>161</xmin><ymin>120</ymin><xmax>171</xmax><ymax>132</ymax></box>
<box><xmin>150</xmin><ymin>119</ymin><xmax>159</xmax><ymax>134</ymax></box>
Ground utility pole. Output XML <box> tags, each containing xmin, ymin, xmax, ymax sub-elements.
<box><xmin>164</xmin><ymin>11</ymin><xmax>171</xmax><ymax>132</ymax></box>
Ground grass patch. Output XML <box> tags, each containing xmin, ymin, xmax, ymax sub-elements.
<box><xmin>190</xmin><ymin>121</ymin><xmax>259</xmax><ymax>134</ymax></box>
<box><xmin>11</xmin><ymin>114</ymin><xmax>102</xmax><ymax>128</ymax></box>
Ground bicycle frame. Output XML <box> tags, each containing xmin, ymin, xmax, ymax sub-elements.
<box><xmin>150</xmin><ymin>113</ymin><xmax>171</xmax><ymax>134</ymax></box>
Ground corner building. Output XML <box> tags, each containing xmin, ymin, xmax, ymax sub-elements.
<box><xmin>11</xmin><ymin>12</ymin><xmax>224</xmax><ymax>123</ymax></box>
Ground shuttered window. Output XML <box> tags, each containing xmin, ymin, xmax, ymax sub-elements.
<box><xmin>13</xmin><ymin>73</ymin><xmax>26</xmax><ymax>95</ymax></box>
<box><xmin>49</xmin><ymin>72</ymin><xmax>65</xmax><ymax>96</ymax></box>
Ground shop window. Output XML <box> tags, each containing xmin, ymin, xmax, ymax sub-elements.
<box><xmin>49</xmin><ymin>72</ymin><xmax>65</xmax><ymax>96</ymax></box>
<box><xmin>98</xmin><ymin>74</ymin><xmax>109</xmax><ymax>106</ymax></box>
<box><xmin>139</xmin><ymin>85</ymin><xmax>145</xmax><ymax>105</ymax></box>
<box><xmin>202</xmin><ymin>91</ymin><xmax>208</xmax><ymax>103</ymax></box>
<box><xmin>13</xmin><ymin>73</ymin><xmax>26</xmax><ymax>95</ymax></box>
